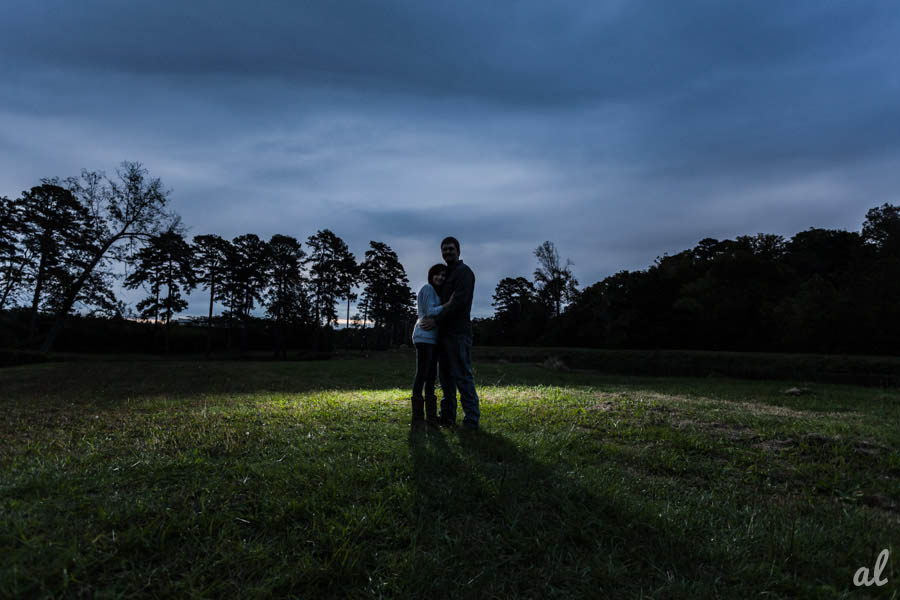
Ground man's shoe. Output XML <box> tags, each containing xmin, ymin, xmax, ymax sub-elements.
<box><xmin>460</xmin><ymin>421</ymin><xmax>479</xmax><ymax>432</ymax></box>
<box><xmin>438</xmin><ymin>417</ymin><xmax>456</xmax><ymax>429</ymax></box>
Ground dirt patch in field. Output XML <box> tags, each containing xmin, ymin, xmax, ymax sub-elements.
<box><xmin>713</xmin><ymin>400</ymin><xmax>860</xmax><ymax>421</ymax></box>
<box><xmin>851</xmin><ymin>439</ymin><xmax>892</xmax><ymax>455</ymax></box>
<box><xmin>862</xmin><ymin>493</ymin><xmax>900</xmax><ymax>514</ymax></box>
<box><xmin>752</xmin><ymin>434</ymin><xmax>892</xmax><ymax>456</ymax></box>
<box><xmin>643</xmin><ymin>393</ymin><xmax>865</xmax><ymax>422</ymax></box>
<box><xmin>754</xmin><ymin>438</ymin><xmax>796</xmax><ymax>453</ymax></box>
<box><xmin>670</xmin><ymin>418</ymin><xmax>756</xmax><ymax>442</ymax></box>
<box><xmin>586</xmin><ymin>401</ymin><xmax>618</xmax><ymax>413</ymax></box>
<box><xmin>764</xmin><ymin>467</ymin><xmax>802</xmax><ymax>484</ymax></box>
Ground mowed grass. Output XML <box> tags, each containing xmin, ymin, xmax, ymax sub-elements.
<box><xmin>1</xmin><ymin>354</ymin><xmax>899</xmax><ymax>599</ymax></box>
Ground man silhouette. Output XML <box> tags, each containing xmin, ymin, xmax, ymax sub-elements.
<box><xmin>421</xmin><ymin>236</ymin><xmax>480</xmax><ymax>430</ymax></box>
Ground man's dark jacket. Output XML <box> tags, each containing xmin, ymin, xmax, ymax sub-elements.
<box><xmin>435</xmin><ymin>259</ymin><xmax>475</xmax><ymax>335</ymax></box>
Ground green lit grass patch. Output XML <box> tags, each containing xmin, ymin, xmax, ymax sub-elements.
<box><xmin>2</xmin><ymin>357</ymin><xmax>898</xmax><ymax>598</ymax></box>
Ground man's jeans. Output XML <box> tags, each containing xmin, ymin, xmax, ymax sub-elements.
<box><xmin>438</xmin><ymin>332</ymin><xmax>480</xmax><ymax>426</ymax></box>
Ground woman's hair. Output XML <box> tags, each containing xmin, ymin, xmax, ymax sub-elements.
<box><xmin>428</xmin><ymin>263</ymin><xmax>447</xmax><ymax>286</ymax></box>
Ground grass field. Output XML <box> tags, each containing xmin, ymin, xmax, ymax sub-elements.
<box><xmin>2</xmin><ymin>352</ymin><xmax>898</xmax><ymax>598</ymax></box>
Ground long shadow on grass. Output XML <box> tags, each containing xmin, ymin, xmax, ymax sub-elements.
<box><xmin>404</xmin><ymin>428</ymin><xmax>729</xmax><ymax>599</ymax></box>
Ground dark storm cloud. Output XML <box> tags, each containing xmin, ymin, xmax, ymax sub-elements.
<box><xmin>2</xmin><ymin>0</ymin><xmax>900</xmax><ymax>318</ymax></box>
<box><xmin>4</xmin><ymin>1</ymin><xmax>896</xmax><ymax>107</ymax></box>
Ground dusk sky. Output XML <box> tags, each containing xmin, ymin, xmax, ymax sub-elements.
<box><xmin>3</xmin><ymin>1</ymin><xmax>899</xmax><ymax>319</ymax></box>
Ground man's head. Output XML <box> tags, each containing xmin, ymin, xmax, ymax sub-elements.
<box><xmin>441</xmin><ymin>236</ymin><xmax>460</xmax><ymax>265</ymax></box>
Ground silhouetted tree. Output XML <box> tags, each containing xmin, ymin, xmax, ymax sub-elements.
<box><xmin>359</xmin><ymin>241</ymin><xmax>414</xmax><ymax>347</ymax></box>
<box><xmin>338</xmin><ymin>253</ymin><xmax>359</xmax><ymax>330</ymax></box>
<box><xmin>222</xmin><ymin>234</ymin><xmax>269</xmax><ymax>354</ymax></box>
<box><xmin>124</xmin><ymin>241</ymin><xmax>164</xmax><ymax>326</ymax></box>
<box><xmin>778</xmin><ymin>228</ymin><xmax>868</xmax><ymax>350</ymax></box>
<box><xmin>124</xmin><ymin>229</ymin><xmax>196</xmax><ymax>352</ymax></box>
<box><xmin>533</xmin><ymin>241</ymin><xmax>579</xmax><ymax>318</ymax></box>
<box><xmin>863</xmin><ymin>203</ymin><xmax>900</xmax><ymax>254</ymax></box>
<box><xmin>0</xmin><ymin>195</ymin><xmax>30</xmax><ymax>311</ymax></box>
<box><xmin>40</xmin><ymin>163</ymin><xmax>174</xmax><ymax>353</ymax></box>
<box><xmin>193</xmin><ymin>234</ymin><xmax>232</xmax><ymax>357</ymax></box>
<box><xmin>18</xmin><ymin>183</ymin><xmax>92</xmax><ymax>347</ymax></box>
<box><xmin>490</xmin><ymin>276</ymin><xmax>540</xmax><ymax>344</ymax></box>
<box><xmin>265</xmin><ymin>234</ymin><xmax>308</xmax><ymax>359</ymax></box>
<box><xmin>358</xmin><ymin>295</ymin><xmax>370</xmax><ymax>328</ymax></box>
<box><xmin>861</xmin><ymin>203</ymin><xmax>900</xmax><ymax>350</ymax></box>
<box><xmin>554</xmin><ymin>281</ymin><xmax>609</xmax><ymax>347</ymax></box>
<box><xmin>306</xmin><ymin>229</ymin><xmax>355</xmax><ymax>327</ymax></box>
<box><xmin>785</xmin><ymin>228</ymin><xmax>865</xmax><ymax>285</ymax></box>
<box><xmin>492</xmin><ymin>277</ymin><xmax>535</xmax><ymax>316</ymax></box>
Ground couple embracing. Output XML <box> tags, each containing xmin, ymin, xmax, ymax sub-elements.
<box><xmin>409</xmin><ymin>236</ymin><xmax>480</xmax><ymax>431</ymax></box>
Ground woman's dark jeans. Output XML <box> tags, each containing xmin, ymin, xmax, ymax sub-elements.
<box><xmin>412</xmin><ymin>342</ymin><xmax>440</xmax><ymax>420</ymax></box>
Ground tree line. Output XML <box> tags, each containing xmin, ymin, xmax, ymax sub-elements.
<box><xmin>477</xmin><ymin>204</ymin><xmax>900</xmax><ymax>355</ymax></box>
<box><xmin>3</xmin><ymin>161</ymin><xmax>898</xmax><ymax>357</ymax></box>
<box><xmin>0</xmin><ymin>163</ymin><xmax>415</xmax><ymax>355</ymax></box>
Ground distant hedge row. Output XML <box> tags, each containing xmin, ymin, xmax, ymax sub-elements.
<box><xmin>474</xmin><ymin>346</ymin><xmax>900</xmax><ymax>387</ymax></box>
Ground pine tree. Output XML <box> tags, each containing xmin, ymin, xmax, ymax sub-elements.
<box><xmin>222</xmin><ymin>234</ymin><xmax>269</xmax><ymax>354</ymax></box>
<box><xmin>193</xmin><ymin>234</ymin><xmax>232</xmax><ymax>357</ymax></box>
<box><xmin>359</xmin><ymin>241</ymin><xmax>414</xmax><ymax>346</ymax></box>
<box><xmin>306</xmin><ymin>229</ymin><xmax>356</xmax><ymax>327</ymax></box>
<box><xmin>0</xmin><ymin>195</ymin><xmax>31</xmax><ymax>311</ymax></box>
<box><xmin>124</xmin><ymin>229</ymin><xmax>196</xmax><ymax>352</ymax></box>
<box><xmin>265</xmin><ymin>234</ymin><xmax>308</xmax><ymax>359</ymax></box>
<box><xmin>18</xmin><ymin>183</ymin><xmax>92</xmax><ymax>347</ymax></box>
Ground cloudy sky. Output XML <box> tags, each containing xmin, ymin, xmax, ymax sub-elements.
<box><xmin>2</xmin><ymin>1</ymin><xmax>899</xmax><ymax>319</ymax></box>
